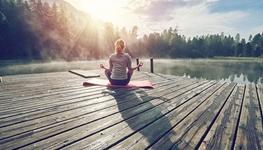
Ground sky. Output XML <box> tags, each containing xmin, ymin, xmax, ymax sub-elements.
<box><xmin>65</xmin><ymin>0</ymin><xmax>263</xmax><ymax>39</ymax></box>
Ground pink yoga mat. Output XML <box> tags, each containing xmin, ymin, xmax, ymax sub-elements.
<box><xmin>83</xmin><ymin>78</ymin><xmax>153</xmax><ymax>88</ymax></box>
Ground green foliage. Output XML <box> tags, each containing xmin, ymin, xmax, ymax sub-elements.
<box><xmin>136</xmin><ymin>31</ymin><xmax>263</xmax><ymax>58</ymax></box>
<box><xmin>0</xmin><ymin>0</ymin><xmax>263</xmax><ymax>60</ymax></box>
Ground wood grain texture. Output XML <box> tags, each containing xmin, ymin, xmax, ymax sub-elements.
<box><xmin>0</xmin><ymin>70</ymin><xmax>262</xmax><ymax>150</ymax></box>
<box><xmin>110</xmin><ymin>81</ymin><xmax>221</xmax><ymax>150</ymax></box>
<box><xmin>148</xmin><ymin>83</ymin><xmax>235</xmax><ymax>150</ymax></box>
<box><xmin>199</xmin><ymin>84</ymin><xmax>245</xmax><ymax>150</ymax></box>
<box><xmin>256</xmin><ymin>85</ymin><xmax>263</xmax><ymax>125</ymax></box>
<box><xmin>234</xmin><ymin>84</ymin><xmax>263</xmax><ymax>150</ymax></box>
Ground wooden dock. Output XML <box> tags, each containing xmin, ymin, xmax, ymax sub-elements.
<box><xmin>0</xmin><ymin>70</ymin><xmax>262</xmax><ymax>150</ymax></box>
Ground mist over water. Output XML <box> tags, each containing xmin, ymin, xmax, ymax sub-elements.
<box><xmin>149</xmin><ymin>59</ymin><xmax>263</xmax><ymax>85</ymax></box>
<box><xmin>0</xmin><ymin>59</ymin><xmax>262</xmax><ymax>85</ymax></box>
<box><xmin>0</xmin><ymin>60</ymin><xmax>106</xmax><ymax>76</ymax></box>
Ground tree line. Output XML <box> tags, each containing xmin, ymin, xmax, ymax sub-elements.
<box><xmin>0</xmin><ymin>0</ymin><xmax>263</xmax><ymax>60</ymax></box>
<box><xmin>136</xmin><ymin>30</ymin><xmax>263</xmax><ymax>58</ymax></box>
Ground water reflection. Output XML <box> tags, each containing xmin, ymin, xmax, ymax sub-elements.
<box><xmin>0</xmin><ymin>59</ymin><xmax>262</xmax><ymax>85</ymax></box>
<box><xmin>148</xmin><ymin>59</ymin><xmax>263</xmax><ymax>85</ymax></box>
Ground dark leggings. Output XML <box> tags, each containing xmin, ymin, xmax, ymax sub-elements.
<box><xmin>105</xmin><ymin>69</ymin><xmax>133</xmax><ymax>85</ymax></box>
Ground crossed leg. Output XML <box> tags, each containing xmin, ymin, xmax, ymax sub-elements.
<box><xmin>105</xmin><ymin>69</ymin><xmax>133</xmax><ymax>85</ymax></box>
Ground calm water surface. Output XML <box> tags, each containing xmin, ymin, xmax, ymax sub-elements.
<box><xmin>150</xmin><ymin>59</ymin><xmax>263</xmax><ymax>85</ymax></box>
<box><xmin>0</xmin><ymin>59</ymin><xmax>262</xmax><ymax>85</ymax></box>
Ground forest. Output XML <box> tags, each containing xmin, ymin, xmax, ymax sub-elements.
<box><xmin>0</xmin><ymin>0</ymin><xmax>263</xmax><ymax>60</ymax></box>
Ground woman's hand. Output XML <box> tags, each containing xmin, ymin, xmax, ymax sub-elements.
<box><xmin>100</xmin><ymin>64</ymin><xmax>105</xmax><ymax>69</ymax></box>
<box><xmin>138</xmin><ymin>62</ymin><xmax>143</xmax><ymax>68</ymax></box>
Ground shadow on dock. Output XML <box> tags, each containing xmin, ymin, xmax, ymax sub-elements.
<box><xmin>107</xmin><ymin>87</ymin><xmax>174</xmax><ymax>149</ymax></box>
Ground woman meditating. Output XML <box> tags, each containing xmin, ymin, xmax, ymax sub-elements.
<box><xmin>100</xmin><ymin>39</ymin><xmax>143</xmax><ymax>85</ymax></box>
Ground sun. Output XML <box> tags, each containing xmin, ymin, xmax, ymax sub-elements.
<box><xmin>66</xmin><ymin>0</ymin><xmax>141</xmax><ymax>33</ymax></box>
<box><xmin>68</xmin><ymin>0</ymin><xmax>127</xmax><ymax>23</ymax></box>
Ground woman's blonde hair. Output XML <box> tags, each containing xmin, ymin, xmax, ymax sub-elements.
<box><xmin>114</xmin><ymin>39</ymin><xmax>125</xmax><ymax>53</ymax></box>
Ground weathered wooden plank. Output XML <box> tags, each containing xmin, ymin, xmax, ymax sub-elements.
<box><xmin>0</xmin><ymin>72</ymin><xmax>108</xmax><ymax>96</ymax></box>
<box><xmin>1</xmin><ymin>70</ymin><xmax>101</xmax><ymax>85</ymax></box>
<box><xmin>0</xmin><ymin>81</ymin><xmax>82</xmax><ymax>99</ymax></box>
<box><xmin>0</xmin><ymin>69</ymin><xmax>151</xmax><ymax>106</ymax></box>
<box><xmin>3</xmin><ymin>70</ymin><xmax>261</xmax><ymax>150</ymax></box>
<box><xmin>0</xmin><ymin>71</ymin><xmax>147</xmax><ymax>102</ymax></box>
<box><xmin>0</xmin><ymin>78</ymin><xmax>204</xmax><ymax>149</ymax></box>
<box><xmin>0</xmin><ymin>75</ymin><xmax>186</xmax><ymax>124</ymax></box>
<box><xmin>0</xmin><ymin>73</ymin><xmax>172</xmax><ymax>131</ymax></box>
<box><xmin>0</xmin><ymin>73</ymin><xmax>192</xmax><ymax>126</ymax></box>
<box><xmin>0</xmin><ymin>79</ymin><xmax>206</xmax><ymax>147</ymax></box>
<box><xmin>1</xmin><ymin>74</ymin><xmax>80</xmax><ymax>89</ymax></box>
<box><xmin>0</xmin><ymin>72</ymin><xmax>101</xmax><ymax>99</ymax></box>
<box><xmin>0</xmin><ymin>71</ymin><xmax>162</xmax><ymax>104</ymax></box>
<box><xmin>0</xmin><ymin>85</ymin><xmax>101</xmax><ymax>107</ymax></box>
<box><xmin>1</xmin><ymin>71</ymin><xmax>147</xmax><ymax>87</ymax></box>
<box><xmin>0</xmin><ymin>87</ymin><xmax>107</xmax><ymax>117</ymax></box>
<box><xmin>109</xmin><ymin>81</ymin><xmax>225</xmax><ymax>150</ymax></box>
<box><xmin>0</xmin><ymin>78</ymin><xmax>183</xmax><ymax>135</ymax></box>
<box><xmin>198</xmin><ymin>84</ymin><xmax>245</xmax><ymax>149</ymax></box>
<box><xmin>0</xmin><ymin>79</ymin><xmax>82</xmax><ymax>100</ymax></box>
<box><xmin>0</xmin><ymin>71</ymin><xmax>150</xmax><ymax>111</ymax></box>
<box><xmin>0</xmin><ymin>73</ymin><xmax>69</xmax><ymax>86</ymax></box>
<box><xmin>0</xmin><ymin>75</ymin><xmax>151</xmax><ymax>106</ymax></box>
<box><xmin>146</xmin><ymin>83</ymin><xmax>236</xmax><ymax>149</ymax></box>
<box><xmin>0</xmin><ymin>74</ymin><xmax>189</xmax><ymax>118</ymax></box>
<box><xmin>234</xmin><ymin>84</ymin><xmax>263</xmax><ymax>149</ymax></box>
<box><xmin>0</xmin><ymin>71</ymin><xmax>147</xmax><ymax>100</ymax></box>
<box><xmin>0</xmin><ymin>72</ymin><xmax>80</xmax><ymax>91</ymax></box>
<box><xmin>35</xmin><ymin>81</ymin><xmax>210</xmax><ymax>150</ymax></box>
<box><xmin>256</xmin><ymin>85</ymin><xmax>263</xmax><ymax>123</ymax></box>
<box><xmin>0</xmin><ymin>76</ymin><xmax>195</xmax><ymax>126</ymax></box>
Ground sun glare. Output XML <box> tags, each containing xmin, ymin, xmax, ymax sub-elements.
<box><xmin>72</xmin><ymin>0</ymin><xmax>127</xmax><ymax>23</ymax></box>
<box><xmin>66</xmin><ymin>0</ymin><xmax>142</xmax><ymax>35</ymax></box>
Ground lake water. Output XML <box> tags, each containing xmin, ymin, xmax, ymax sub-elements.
<box><xmin>0</xmin><ymin>59</ymin><xmax>262</xmax><ymax>85</ymax></box>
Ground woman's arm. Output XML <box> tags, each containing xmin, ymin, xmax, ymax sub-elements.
<box><xmin>126</xmin><ymin>54</ymin><xmax>143</xmax><ymax>71</ymax></box>
<box><xmin>109</xmin><ymin>59</ymin><xmax>113</xmax><ymax>72</ymax></box>
<box><xmin>100</xmin><ymin>55</ymin><xmax>113</xmax><ymax>71</ymax></box>
<box><xmin>130</xmin><ymin>62</ymin><xmax>143</xmax><ymax>71</ymax></box>
<box><xmin>100</xmin><ymin>64</ymin><xmax>108</xmax><ymax>70</ymax></box>
<box><xmin>100</xmin><ymin>59</ymin><xmax>113</xmax><ymax>71</ymax></box>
